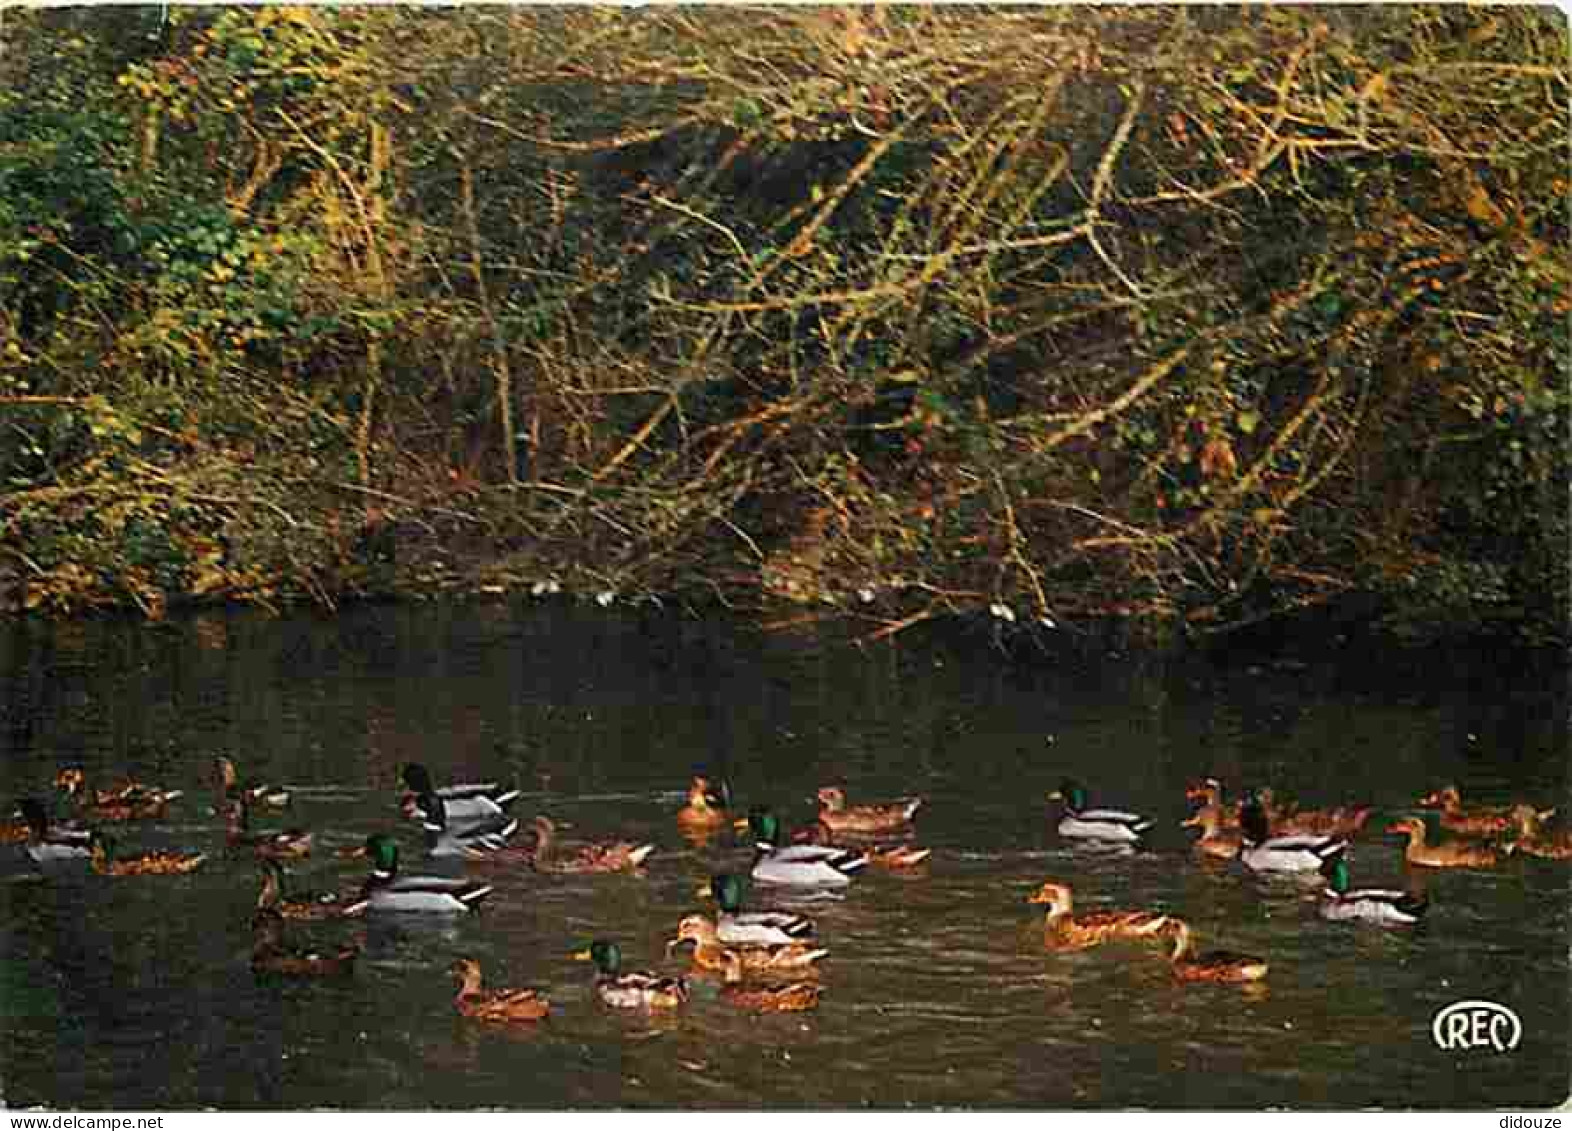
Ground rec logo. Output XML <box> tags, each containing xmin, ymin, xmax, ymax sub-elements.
<box><xmin>1431</xmin><ymin>999</ymin><xmax>1522</xmax><ymax>1053</ymax></box>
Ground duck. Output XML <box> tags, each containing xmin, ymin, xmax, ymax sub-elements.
<box><xmin>1255</xmin><ymin>788</ymin><xmax>1373</xmax><ymax>839</ymax></box>
<box><xmin>1417</xmin><ymin>785</ymin><xmax>1515</xmax><ymax>836</ymax></box>
<box><xmin>792</xmin><ymin>821</ymin><xmax>931</xmax><ymax>869</ymax></box>
<box><xmin>18</xmin><ymin>798</ymin><xmax>94</xmax><ymax>864</ymax></box>
<box><xmin>530</xmin><ymin>816</ymin><xmax>653</xmax><ymax>874</ymax></box>
<box><xmin>1505</xmin><ymin>805</ymin><xmax>1572</xmax><ymax>860</ymax></box>
<box><xmin>89</xmin><ymin>833</ymin><xmax>206</xmax><ymax>876</ymax></box>
<box><xmin>1160</xmin><ymin>919</ymin><xmax>1268</xmax><ymax>984</ymax></box>
<box><xmin>814</xmin><ymin>786</ymin><xmax>922</xmax><ymax>835</ymax></box>
<box><xmin>1047</xmin><ymin>779</ymin><xmax>1154</xmax><ymax>843</ymax></box>
<box><xmin>56</xmin><ymin>768</ymin><xmax>182</xmax><ymax>821</ymax></box>
<box><xmin>1237</xmin><ymin>796</ymin><xmax>1346</xmax><ymax>874</ymax></box>
<box><xmin>346</xmin><ymin>834</ymin><xmax>494</xmax><ymax>914</ymax></box>
<box><xmin>706</xmin><ymin>873</ymin><xmax>817</xmax><ymax>947</ymax></box>
<box><xmin>1027</xmin><ymin>881</ymin><xmax>1171</xmax><ymax>950</ymax></box>
<box><xmin>747</xmin><ymin>807</ymin><xmax>867</xmax><ymax>888</ymax></box>
<box><xmin>400</xmin><ymin>763</ymin><xmax>520</xmax><ymax>826</ymax></box>
<box><xmin>449</xmin><ymin>958</ymin><xmax>550</xmax><ymax>1023</ymax></box>
<box><xmin>574</xmin><ymin>940</ymin><xmax>688</xmax><ymax>1010</ymax></box>
<box><xmin>1185</xmin><ymin>778</ymin><xmax>1240</xmax><ymax>827</ymax></box>
<box><xmin>1388</xmin><ymin>815</ymin><xmax>1508</xmax><ymax>868</ymax></box>
<box><xmin>716</xmin><ymin>950</ymin><xmax>823</xmax><ymax>1013</ymax></box>
<box><xmin>226</xmin><ymin>803</ymin><xmax>313</xmax><ymax>860</ymax></box>
<box><xmin>418</xmin><ymin>793</ymin><xmax>522</xmax><ymax>860</ymax></box>
<box><xmin>256</xmin><ymin>858</ymin><xmax>358</xmax><ymax>920</ymax></box>
<box><xmin>210</xmin><ymin>756</ymin><xmax>289</xmax><ymax>817</ymax></box>
<box><xmin>1180</xmin><ymin>805</ymin><xmax>1243</xmax><ymax>859</ymax></box>
<box><xmin>667</xmin><ymin>914</ymin><xmax>828</xmax><ymax>976</ymax></box>
<box><xmin>676</xmin><ymin>776</ymin><xmax>733</xmax><ymax>832</ymax></box>
<box><xmin>250</xmin><ymin>909</ymin><xmax>360</xmax><ymax>977</ymax></box>
<box><xmin>1318</xmin><ymin>857</ymin><xmax>1428</xmax><ymax>926</ymax></box>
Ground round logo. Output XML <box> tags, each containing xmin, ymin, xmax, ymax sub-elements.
<box><xmin>1431</xmin><ymin>1000</ymin><xmax>1523</xmax><ymax>1053</ymax></box>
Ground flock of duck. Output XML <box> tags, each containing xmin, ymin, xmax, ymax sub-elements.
<box><xmin>8</xmin><ymin>759</ymin><xmax>1571</xmax><ymax>1025</ymax></box>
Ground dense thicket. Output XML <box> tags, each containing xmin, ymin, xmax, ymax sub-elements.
<box><xmin>1</xmin><ymin>7</ymin><xmax>1566</xmax><ymax>644</ymax></box>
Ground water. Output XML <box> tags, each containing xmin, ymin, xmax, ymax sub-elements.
<box><xmin>2</xmin><ymin>604</ymin><xmax>1567</xmax><ymax>1109</ymax></box>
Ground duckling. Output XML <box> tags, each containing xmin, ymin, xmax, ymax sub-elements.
<box><xmin>345</xmin><ymin>834</ymin><xmax>494</xmax><ymax>914</ymax></box>
<box><xmin>748</xmin><ymin>807</ymin><xmax>867</xmax><ymax>888</ymax></box>
<box><xmin>667</xmin><ymin>914</ymin><xmax>828</xmax><ymax>975</ymax></box>
<box><xmin>1388</xmin><ymin>816</ymin><xmax>1508</xmax><ymax>868</ymax></box>
<box><xmin>210</xmin><ymin>756</ymin><xmax>289</xmax><ymax>817</ymax></box>
<box><xmin>716</xmin><ymin>950</ymin><xmax>822</xmax><ymax>1013</ymax></box>
<box><xmin>814</xmin><ymin>786</ymin><xmax>922</xmax><ymax>835</ymax></box>
<box><xmin>400</xmin><ymin>763</ymin><xmax>520</xmax><ymax>826</ymax></box>
<box><xmin>1418</xmin><ymin>785</ymin><xmax>1515</xmax><ymax>836</ymax></box>
<box><xmin>1238</xmin><ymin>796</ymin><xmax>1347</xmax><ymax>874</ymax></box>
<box><xmin>449</xmin><ymin>958</ymin><xmax>550</xmax><ymax>1023</ymax></box>
<box><xmin>1505</xmin><ymin>805</ymin><xmax>1571</xmax><ymax>860</ymax></box>
<box><xmin>1027</xmin><ymin>881</ymin><xmax>1170</xmax><ymax>950</ymax></box>
<box><xmin>530</xmin><ymin>816</ymin><xmax>653</xmax><ymax>874</ymax></box>
<box><xmin>706</xmin><ymin>873</ymin><xmax>817</xmax><ymax>947</ymax></box>
<box><xmin>1317</xmin><ymin>857</ymin><xmax>1428</xmax><ymax>926</ymax></box>
<box><xmin>574</xmin><ymin>940</ymin><xmax>687</xmax><ymax>1010</ymax></box>
<box><xmin>89</xmin><ymin>833</ymin><xmax>206</xmax><ymax>876</ymax></box>
<box><xmin>1047</xmin><ymin>779</ymin><xmax>1153</xmax><ymax>843</ymax></box>
<box><xmin>676</xmin><ymin>776</ymin><xmax>732</xmax><ymax>832</ymax></box>
<box><xmin>256</xmin><ymin>858</ymin><xmax>358</xmax><ymax>920</ymax></box>
<box><xmin>226</xmin><ymin>803</ymin><xmax>312</xmax><ymax>860</ymax></box>
<box><xmin>250</xmin><ymin>909</ymin><xmax>359</xmax><ymax>977</ymax></box>
<box><xmin>18</xmin><ymin>798</ymin><xmax>93</xmax><ymax>864</ymax></box>
<box><xmin>56</xmin><ymin>768</ymin><xmax>181</xmax><ymax>821</ymax></box>
<box><xmin>1181</xmin><ymin>805</ymin><xmax>1243</xmax><ymax>859</ymax></box>
<box><xmin>1185</xmin><ymin>778</ymin><xmax>1240</xmax><ymax>827</ymax></box>
<box><xmin>1161</xmin><ymin>919</ymin><xmax>1268</xmax><ymax>984</ymax></box>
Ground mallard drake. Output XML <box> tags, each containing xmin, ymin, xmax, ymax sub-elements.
<box><xmin>449</xmin><ymin>958</ymin><xmax>549</xmax><ymax>1023</ymax></box>
<box><xmin>1238</xmin><ymin>796</ymin><xmax>1346</xmax><ymax>874</ymax></box>
<box><xmin>1185</xmin><ymin>778</ymin><xmax>1241</xmax><ymax>827</ymax></box>
<box><xmin>1181</xmin><ymin>805</ymin><xmax>1243</xmax><ymax>859</ymax></box>
<box><xmin>1027</xmin><ymin>881</ymin><xmax>1171</xmax><ymax>950</ymax></box>
<box><xmin>707</xmin><ymin>873</ymin><xmax>817</xmax><ymax>947</ymax></box>
<box><xmin>574</xmin><ymin>940</ymin><xmax>688</xmax><ymax>1010</ymax></box>
<box><xmin>1388</xmin><ymin>816</ymin><xmax>1508</xmax><ymax>868</ymax></box>
<box><xmin>1318</xmin><ymin>857</ymin><xmax>1427</xmax><ymax>926</ymax></box>
<box><xmin>226</xmin><ymin>803</ymin><xmax>312</xmax><ymax>860</ymax></box>
<box><xmin>1160</xmin><ymin>919</ymin><xmax>1268</xmax><ymax>984</ymax></box>
<box><xmin>400</xmin><ymin>763</ymin><xmax>520</xmax><ymax>826</ymax></box>
<box><xmin>346</xmin><ymin>834</ymin><xmax>494</xmax><ymax>914</ymax></box>
<box><xmin>1417</xmin><ymin>785</ymin><xmax>1515</xmax><ymax>836</ymax></box>
<box><xmin>56</xmin><ymin>768</ymin><xmax>182</xmax><ymax>821</ymax></box>
<box><xmin>716</xmin><ymin>950</ymin><xmax>822</xmax><ymax>1013</ymax></box>
<box><xmin>18</xmin><ymin>798</ymin><xmax>93</xmax><ymax>864</ymax></box>
<box><xmin>256</xmin><ymin>858</ymin><xmax>358</xmax><ymax>919</ymax></box>
<box><xmin>211</xmin><ymin>756</ymin><xmax>289</xmax><ymax>817</ymax></box>
<box><xmin>748</xmin><ymin>807</ymin><xmax>867</xmax><ymax>888</ymax></box>
<box><xmin>251</xmin><ymin>909</ymin><xmax>359</xmax><ymax>977</ymax></box>
<box><xmin>419</xmin><ymin>793</ymin><xmax>522</xmax><ymax>860</ymax></box>
<box><xmin>677</xmin><ymin>776</ymin><xmax>733</xmax><ymax>832</ymax></box>
<box><xmin>792</xmin><ymin>821</ymin><xmax>931</xmax><ymax>869</ymax></box>
<box><xmin>1506</xmin><ymin>805</ymin><xmax>1572</xmax><ymax>860</ymax></box>
<box><xmin>1047</xmin><ymin>779</ymin><xmax>1153</xmax><ymax>842</ymax></box>
<box><xmin>814</xmin><ymin>786</ymin><xmax>922</xmax><ymax>835</ymax></box>
<box><xmin>530</xmin><ymin>816</ymin><xmax>653</xmax><ymax>874</ymax></box>
<box><xmin>667</xmin><ymin>914</ymin><xmax>828</xmax><ymax>975</ymax></box>
<box><xmin>89</xmin><ymin>833</ymin><xmax>205</xmax><ymax>876</ymax></box>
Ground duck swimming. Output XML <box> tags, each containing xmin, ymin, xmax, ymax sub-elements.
<box><xmin>419</xmin><ymin>793</ymin><xmax>522</xmax><ymax>860</ymax></box>
<box><xmin>1027</xmin><ymin>881</ymin><xmax>1170</xmax><ymax>951</ymax></box>
<box><xmin>1237</xmin><ymin>795</ymin><xmax>1346</xmax><ymax>874</ymax></box>
<box><xmin>667</xmin><ymin>914</ymin><xmax>828</xmax><ymax>975</ymax></box>
<box><xmin>1047</xmin><ymin>779</ymin><xmax>1153</xmax><ymax>843</ymax></box>
<box><xmin>1181</xmin><ymin>804</ymin><xmax>1243</xmax><ymax>859</ymax></box>
<box><xmin>575</xmin><ymin>940</ymin><xmax>688</xmax><ymax>1010</ymax></box>
<box><xmin>226</xmin><ymin>803</ymin><xmax>312</xmax><ymax>860</ymax></box>
<box><xmin>256</xmin><ymin>858</ymin><xmax>359</xmax><ymax>920</ymax></box>
<box><xmin>1160</xmin><ymin>919</ymin><xmax>1268</xmax><ymax>984</ymax></box>
<box><xmin>250</xmin><ymin>909</ymin><xmax>359</xmax><ymax>977</ymax></box>
<box><xmin>747</xmin><ymin>807</ymin><xmax>867</xmax><ymax>888</ymax></box>
<box><xmin>1317</xmin><ymin>857</ymin><xmax>1428</xmax><ymax>926</ymax></box>
<box><xmin>814</xmin><ymin>786</ymin><xmax>922</xmax><ymax>835</ymax></box>
<box><xmin>449</xmin><ymin>958</ymin><xmax>550</xmax><ymax>1023</ymax></box>
<box><xmin>1505</xmin><ymin>805</ymin><xmax>1572</xmax><ymax>860</ymax></box>
<box><xmin>347</xmin><ymin>834</ymin><xmax>494</xmax><ymax>914</ymax></box>
<box><xmin>210</xmin><ymin>756</ymin><xmax>289</xmax><ymax>817</ymax></box>
<box><xmin>1417</xmin><ymin>785</ymin><xmax>1516</xmax><ymax>836</ymax></box>
<box><xmin>676</xmin><ymin>776</ymin><xmax>733</xmax><ymax>833</ymax></box>
<box><xmin>1388</xmin><ymin>816</ymin><xmax>1509</xmax><ymax>868</ymax></box>
<box><xmin>401</xmin><ymin>763</ymin><xmax>520</xmax><ymax>826</ymax></box>
<box><xmin>56</xmin><ymin>769</ymin><xmax>182</xmax><ymax>821</ymax></box>
<box><xmin>706</xmin><ymin>873</ymin><xmax>817</xmax><ymax>947</ymax></box>
<box><xmin>530</xmin><ymin>816</ymin><xmax>653</xmax><ymax>874</ymax></box>
<box><xmin>19</xmin><ymin>798</ymin><xmax>93</xmax><ymax>864</ymax></box>
<box><xmin>716</xmin><ymin>950</ymin><xmax>823</xmax><ymax>1013</ymax></box>
<box><xmin>89</xmin><ymin>834</ymin><xmax>206</xmax><ymax>876</ymax></box>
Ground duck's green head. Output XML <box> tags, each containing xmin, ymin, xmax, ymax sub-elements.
<box><xmin>711</xmin><ymin>873</ymin><xmax>747</xmax><ymax>913</ymax></box>
<box><xmin>1322</xmin><ymin>855</ymin><xmax>1350</xmax><ymax>894</ymax></box>
<box><xmin>1049</xmin><ymin>779</ymin><xmax>1087</xmax><ymax>813</ymax></box>
<box><xmin>365</xmin><ymin>834</ymin><xmax>400</xmax><ymax>877</ymax></box>
<box><xmin>747</xmin><ymin>806</ymin><xmax>781</xmax><ymax>848</ymax></box>
<box><xmin>574</xmin><ymin>939</ymin><xmax>621</xmax><ymax>975</ymax></box>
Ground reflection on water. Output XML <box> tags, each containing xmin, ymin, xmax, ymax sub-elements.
<box><xmin>1</xmin><ymin>604</ymin><xmax>1567</xmax><ymax>1109</ymax></box>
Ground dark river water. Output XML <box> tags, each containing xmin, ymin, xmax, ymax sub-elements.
<box><xmin>2</xmin><ymin>603</ymin><xmax>1567</xmax><ymax>1109</ymax></box>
